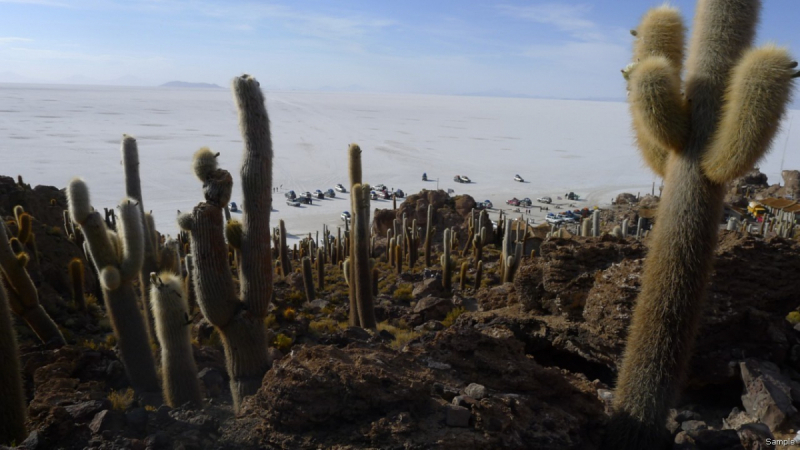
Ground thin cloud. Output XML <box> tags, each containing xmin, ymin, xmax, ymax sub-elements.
<box><xmin>497</xmin><ymin>3</ymin><xmax>595</xmax><ymax>33</ymax></box>
<box><xmin>0</xmin><ymin>37</ymin><xmax>32</xmax><ymax>44</ymax></box>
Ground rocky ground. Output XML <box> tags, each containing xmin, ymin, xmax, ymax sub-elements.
<box><xmin>3</xmin><ymin>171</ymin><xmax>800</xmax><ymax>449</ymax></box>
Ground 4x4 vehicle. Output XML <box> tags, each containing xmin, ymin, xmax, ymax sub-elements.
<box><xmin>285</xmin><ymin>190</ymin><xmax>297</xmax><ymax>200</ymax></box>
<box><xmin>341</xmin><ymin>211</ymin><xmax>351</xmax><ymax>222</ymax></box>
<box><xmin>325</xmin><ymin>189</ymin><xmax>336</xmax><ymax>198</ymax></box>
<box><xmin>537</xmin><ymin>196</ymin><xmax>552</xmax><ymax>204</ymax></box>
<box><xmin>520</xmin><ymin>198</ymin><xmax>533</xmax><ymax>207</ymax></box>
<box><xmin>335</xmin><ymin>184</ymin><xmax>346</xmax><ymax>193</ymax></box>
<box><xmin>454</xmin><ymin>175</ymin><xmax>471</xmax><ymax>183</ymax></box>
<box><xmin>514</xmin><ymin>174</ymin><xmax>524</xmax><ymax>182</ymax></box>
<box><xmin>506</xmin><ymin>197</ymin><xmax>520</xmax><ymax>206</ymax></box>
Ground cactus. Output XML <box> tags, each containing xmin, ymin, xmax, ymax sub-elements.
<box><xmin>424</xmin><ymin>204</ymin><xmax>434</xmax><ymax>267</ymax></box>
<box><xmin>348</xmin><ymin>144</ymin><xmax>363</xmax><ymax>327</ymax></box>
<box><xmin>13</xmin><ymin>209</ymin><xmax>39</xmax><ymax>268</ymax></box>
<box><xmin>611</xmin><ymin>226</ymin><xmax>624</xmax><ymax>238</ymax></box>
<box><xmin>395</xmin><ymin>243</ymin><xmax>402</xmax><ymax>275</ymax></box>
<box><xmin>440</xmin><ymin>228</ymin><xmax>453</xmax><ymax>292</ymax></box>
<box><xmin>474</xmin><ymin>260</ymin><xmax>483</xmax><ymax>290</ymax></box>
<box><xmin>608</xmin><ymin>2</ymin><xmax>797</xmax><ymax>448</ymax></box>
<box><xmin>184</xmin><ymin>254</ymin><xmax>196</xmax><ymax>310</ymax></box>
<box><xmin>150</xmin><ymin>273</ymin><xmax>202</xmax><ymax>408</ymax></box>
<box><xmin>180</xmin><ymin>75</ymin><xmax>274</xmax><ymax>412</ymax></box>
<box><xmin>592</xmin><ymin>210</ymin><xmax>600</xmax><ymax>237</ymax></box>
<box><xmin>317</xmin><ymin>248</ymin><xmax>325</xmax><ymax>292</ymax></box>
<box><xmin>0</xmin><ymin>214</ymin><xmax>66</xmax><ymax>347</ymax></box>
<box><xmin>69</xmin><ymin>257</ymin><xmax>87</xmax><ymax>311</ymax></box>
<box><xmin>459</xmin><ymin>261</ymin><xmax>468</xmax><ymax>291</ymax></box>
<box><xmin>351</xmin><ymin>184</ymin><xmax>377</xmax><ymax>329</ymax></box>
<box><xmin>622</xmin><ymin>218</ymin><xmax>630</xmax><ymax>237</ymax></box>
<box><xmin>0</xmin><ymin>282</ymin><xmax>26</xmax><ymax>445</ymax></box>
<box><xmin>68</xmin><ymin>180</ymin><xmax>159</xmax><ymax>393</ymax></box>
<box><xmin>301</xmin><ymin>257</ymin><xmax>315</xmax><ymax>302</ymax></box>
<box><xmin>278</xmin><ymin>219</ymin><xmax>291</xmax><ymax>277</ymax></box>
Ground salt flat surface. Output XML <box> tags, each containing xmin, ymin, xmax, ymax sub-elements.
<box><xmin>1</xmin><ymin>83</ymin><xmax>798</xmax><ymax>245</ymax></box>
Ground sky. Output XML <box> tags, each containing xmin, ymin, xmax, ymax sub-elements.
<box><xmin>1</xmin><ymin>0</ymin><xmax>800</xmax><ymax>100</ymax></box>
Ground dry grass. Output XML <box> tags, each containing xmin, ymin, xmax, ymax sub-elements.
<box><xmin>108</xmin><ymin>388</ymin><xmax>135</xmax><ymax>411</ymax></box>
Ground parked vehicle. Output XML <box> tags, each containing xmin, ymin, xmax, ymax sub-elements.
<box><xmin>514</xmin><ymin>174</ymin><xmax>524</xmax><ymax>182</ymax></box>
<box><xmin>341</xmin><ymin>211</ymin><xmax>351</xmax><ymax>222</ymax></box>
<box><xmin>506</xmin><ymin>197</ymin><xmax>520</xmax><ymax>206</ymax></box>
<box><xmin>482</xmin><ymin>200</ymin><xmax>493</xmax><ymax>209</ymax></box>
<box><xmin>565</xmin><ymin>192</ymin><xmax>579</xmax><ymax>200</ymax></box>
<box><xmin>314</xmin><ymin>189</ymin><xmax>324</xmax><ymax>199</ymax></box>
<box><xmin>370</xmin><ymin>191</ymin><xmax>379</xmax><ymax>200</ymax></box>
<box><xmin>545</xmin><ymin>213</ymin><xmax>564</xmax><ymax>224</ymax></box>
<box><xmin>374</xmin><ymin>184</ymin><xmax>387</xmax><ymax>192</ymax></box>
<box><xmin>537</xmin><ymin>196</ymin><xmax>552</xmax><ymax>204</ymax></box>
<box><xmin>422</xmin><ymin>172</ymin><xmax>427</xmax><ymax>181</ymax></box>
<box><xmin>747</xmin><ymin>201</ymin><xmax>766</xmax><ymax>218</ymax></box>
<box><xmin>382</xmin><ymin>190</ymin><xmax>392</xmax><ymax>200</ymax></box>
<box><xmin>286</xmin><ymin>200</ymin><xmax>301</xmax><ymax>207</ymax></box>
<box><xmin>295</xmin><ymin>196</ymin><xmax>311</xmax><ymax>205</ymax></box>
<box><xmin>394</xmin><ymin>189</ymin><xmax>405</xmax><ymax>198</ymax></box>
<box><xmin>229</xmin><ymin>202</ymin><xmax>239</xmax><ymax>212</ymax></box>
<box><xmin>325</xmin><ymin>188</ymin><xmax>336</xmax><ymax>198</ymax></box>
<box><xmin>520</xmin><ymin>198</ymin><xmax>533</xmax><ymax>207</ymax></box>
<box><xmin>302</xmin><ymin>191</ymin><xmax>313</xmax><ymax>199</ymax></box>
<box><xmin>335</xmin><ymin>184</ymin><xmax>346</xmax><ymax>193</ymax></box>
<box><xmin>285</xmin><ymin>190</ymin><xmax>297</xmax><ymax>200</ymax></box>
<box><xmin>454</xmin><ymin>175</ymin><xmax>471</xmax><ymax>183</ymax></box>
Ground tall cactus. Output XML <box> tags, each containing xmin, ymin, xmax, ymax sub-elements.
<box><xmin>352</xmin><ymin>184</ymin><xmax>377</xmax><ymax>329</ymax></box>
<box><xmin>0</xmin><ymin>282</ymin><xmax>26</xmax><ymax>445</ymax></box>
<box><xmin>301</xmin><ymin>257</ymin><xmax>315</xmax><ymax>302</ymax></box>
<box><xmin>440</xmin><ymin>228</ymin><xmax>453</xmax><ymax>292</ymax></box>
<box><xmin>69</xmin><ymin>257</ymin><xmax>87</xmax><ymax>312</ymax></box>
<box><xmin>0</xmin><ymin>221</ymin><xmax>66</xmax><ymax>347</ymax></box>
<box><xmin>150</xmin><ymin>273</ymin><xmax>202</xmax><ymax>408</ymax></box>
<box><xmin>424</xmin><ymin>204</ymin><xmax>434</xmax><ymax>267</ymax></box>
<box><xmin>317</xmin><ymin>248</ymin><xmax>325</xmax><ymax>292</ymax></box>
<box><xmin>608</xmin><ymin>2</ymin><xmax>797</xmax><ymax>448</ymax></box>
<box><xmin>278</xmin><ymin>219</ymin><xmax>291</xmax><ymax>276</ymax></box>
<box><xmin>347</xmin><ymin>144</ymin><xmax>362</xmax><ymax>327</ymax></box>
<box><xmin>179</xmin><ymin>75</ymin><xmax>274</xmax><ymax>412</ymax></box>
<box><xmin>68</xmin><ymin>180</ymin><xmax>159</xmax><ymax>393</ymax></box>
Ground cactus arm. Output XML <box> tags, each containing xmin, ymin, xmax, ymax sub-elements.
<box><xmin>118</xmin><ymin>200</ymin><xmax>145</xmax><ymax>281</ymax></box>
<box><xmin>189</xmin><ymin>203</ymin><xmax>239</xmax><ymax>327</ymax></box>
<box><xmin>633</xmin><ymin>5</ymin><xmax>686</xmax><ymax>72</ymax></box>
<box><xmin>0</xmin><ymin>282</ymin><xmax>27</xmax><ymax>445</ymax></box>
<box><xmin>629</xmin><ymin>56</ymin><xmax>689</xmax><ymax>152</ymax></box>
<box><xmin>0</xmin><ymin>218</ymin><xmax>65</xmax><ymax>346</ymax></box>
<box><xmin>68</xmin><ymin>179</ymin><xmax>117</xmax><ymax>269</ymax></box>
<box><xmin>702</xmin><ymin>46</ymin><xmax>797</xmax><ymax>183</ymax></box>
<box><xmin>348</xmin><ymin>143</ymin><xmax>362</xmax><ymax>187</ymax></box>
<box><xmin>232</xmin><ymin>75</ymin><xmax>274</xmax><ymax>318</ymax></box>
<box><xmin>684</xmin><ymin>0</ymin><xmax>761</xmax><ymax>145</ymax></box>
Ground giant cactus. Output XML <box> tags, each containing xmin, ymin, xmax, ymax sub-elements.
<box><xmin>351</xmin><ymin>183</ymin><xmax>377</xmax><ymax>329</ymax></box>
<box><xmin>179</xmin><ymin>75</ymin><xmax>273</xmax><ymax>412</ymax></box>
<box><xmin>347</xmin><ymin>144</ymin><xmax>362</xmax><ymax>327</ymax></box>
<box><xmin>0</xmin><ymin>220</ymin><xmax>65</xmax><ymax>347</ymax></box>
<box><xmin>150</xmin><ymin>273</ymin><xmax>202</xmax><ymax>408</ymax></box>
<box><xmin>67</xmin><ymin>180</ymin><xmax>160</xmax><ymax>394</ymax></box>
<box><xmin>0</xmin><ymin>282</ymin><xmax>26</xmax><ymax>445</ymax></box>
<box><xmin>608</xmin><ymin>2</ymin><xmax>797</xmax><ymax>448</ymax></box>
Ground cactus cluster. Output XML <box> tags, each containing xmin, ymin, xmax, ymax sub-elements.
<box><xmin>608</xmin><ymin>1</ymin><xmax>797</xmax><ymax>448</ymax></box>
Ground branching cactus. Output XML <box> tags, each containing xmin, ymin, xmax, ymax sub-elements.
<box><xmin>150</xmin><ymin>273</ymin><xmax>202</xmax><ymax>408</ymax></box>
<box><xmin>608</xmin><ymin>2</ymin><xmax>797</xmax><ymax>448</ymax></box>
<box><xmin>0</xmin><ymin>282</ymin><xmax>26</xmax><ymax>446</ymax></box>
<box><xmin>179</xmin><ymin>75</ymin><xmax>273</xmax><ymax>412</ymax></box>
<box><xmin>0</xmin><ymin>214</ymin><xmax>66</xmax><ymax>347</ymax></box>
<box><xmin>351</xmin><ymin>183</ymin><xmax>377</xmax><ymax>329</ymax></box>
<box><xmin>67</xmin><ymin>179</ymin><xmax>159</xmax><ymax>393</ymax></box>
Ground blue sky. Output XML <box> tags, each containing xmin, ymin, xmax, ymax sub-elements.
<box><xmin>1</xmin><ymin>0</ymin><xmax>799</xmax><ymax>99</ymax></box>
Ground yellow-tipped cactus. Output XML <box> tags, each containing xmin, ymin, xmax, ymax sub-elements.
<box><xmin>181</xmin><ymin>74</ymin><xmax>273</xmax><ymax>412</ymax></box>
<box><xmin>151</xmin><ymin>272</ymin><xmax>202</xmax><ymax>408</ymax></box>
<box><xmin>608</xmin><ymin>1</ymin><xmax>798</xmax><ymax>448</ymax></box>
<box><xmin>0</xmin><ymin>282</ymin><xmax>26</xmax><ymax>445</ymax></box>
<box><xmin>68</xmin><ymin>179</ymin><xmax>159</xmax><ymax>394</ymax></box>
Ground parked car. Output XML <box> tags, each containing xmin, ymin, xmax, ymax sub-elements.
<box><xmin>295</xmin><ymin>196</ymin><xmax>311</xmax><ymax>205</ymax></box>
<box><xmin>370</xmin><ymin>191</ymin><xmax>379</xmax><ymax>200</ymax></box>
<box><xmin>514</xmin><ymin>174</ymin><xmax>524</xmax><ymax>182</ymax></box>
<box><xmin>374</xmin><ymin>184</ymin><xmax>387</xmax><ymax>192</ymax></box>
<box><xmin>314</xmin><ymin>189</ymin><xmax>324</xmax><ymax>199</ymax></box>
<box><xmin>335</xmin><ymin>184</ymin><xmax>346</xmax><ymax>193</ymax></box>
<box><xmin>482</xmin><ymin>200</ymin><xmax>493</xmax><ymax>209</ymax></box>
<box><xmin>341</xmin><ymin>211</ymin><xmax>351</xmax><ymax>222</ymax></box>
<box><xmin>545</xmin><ymin>214</ymin><xmax>564</xmax><ymax>224</ymax></box>
<box><xmin>454</xmin><ymin>175</ymin><xmax>471</xmax><ymax>183</ymax></box>
<box><xmin>506</xmin><ymin>197</ymin><xmax>521</xmax><ymax>206</ymax></box>
<box><xmin>286</xmin><ymin>200</ymin><xmax>301</xmax><ymax>207</ymax></box>
<box><xmin>302</xmin><ymin>191</ymin><xmax>313</xmax><ymax>200</ymax></box>
<box><xmin>520</xmin><ymin>198</ymin><xmax>533</xmax><ymax>207</ymax></box>
<box><xmin>285</xmin><ymin>190</ymin><xmax>297</xmax><ymax>200</ymax></box>
<box><xmin>229</xmin><ymin>202</ymin><xmax>239</xmax><ymax>212</ymax></box>
<box><xmin>394</xmin><ymin>189</ymin><xmax>404</xmax><ymax>198</ymax></box>
<box><xmin>565</xmin><ymin>192</ymin><xmax>579</xmax><ymax>200</ymax></box>
<box><xmin>422</xmin><ymin>172</ymin><xmax>427</xmax><ymax>181</ymax></box>
<box><xmin>537</xmin><ymin>196</ymin><xmax>552</xmax><ymax>204</ymax></box>
<box><xmin>325</xmin><ymin>188</ymin><xmax>336</xmax><ymax>198</ymax></box>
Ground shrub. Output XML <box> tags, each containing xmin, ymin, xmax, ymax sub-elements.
<box><xmin>442</xmin><ymin>307</ymin><xmax>466</xmax><ymax>327</ymax></box>
<box><xmin>108</xmin><ymin>388</ymin><xmax>135</xmax><ymax>411</ymax></box>
<box><xmin>393</xmin><ymin>284</ymin><xmax>413</xmax><ymax>302</ymax></box>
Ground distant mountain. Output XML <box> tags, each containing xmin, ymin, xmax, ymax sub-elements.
<box><xmin>160</xmin><ymin>81</ymin><xmax>223</xmax><ymax>89</ymax></box>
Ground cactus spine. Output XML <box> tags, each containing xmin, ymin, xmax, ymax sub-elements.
<box><xmin>68</xmin><ymin>180</ymin><xmax>159</xmax><ymax>393</ymax></box>
<box><xmin>608</xmin><ymin>2</ymin><xmax>797</xmax><ymax>448</ymax></box>
<box><xmin>0</xmin><ymin>282</ymin><xmax>26</xmax><ymax>445</ymax></box>
<box><xmin>150</xmin><ymin>273</ymin><xmax>202</xmax><ymax>408</ymax></box>
<box><xmin>0</xmin><ymin>214</ymin><xmax>66</xmax><ymax>347</ymax></box>
<box><xmin>181</xmin><ymin>75</ymin><xmax>274</xmax><ymax>412</ymax></box>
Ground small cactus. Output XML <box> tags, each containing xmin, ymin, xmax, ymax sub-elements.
<box><xmin>301</xmin><ymin>257</ymin><xmax>315</xmax><ymax>302</ymax></box>
<box><xmin>69</xmin><ymin>257</ymin><xmax>87</xmax><ymax>311</ymax></box>
<box><xmin>441</xmin><ymin>228</ymin><xmax>453</xmax><ymax>292</ymax></box>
